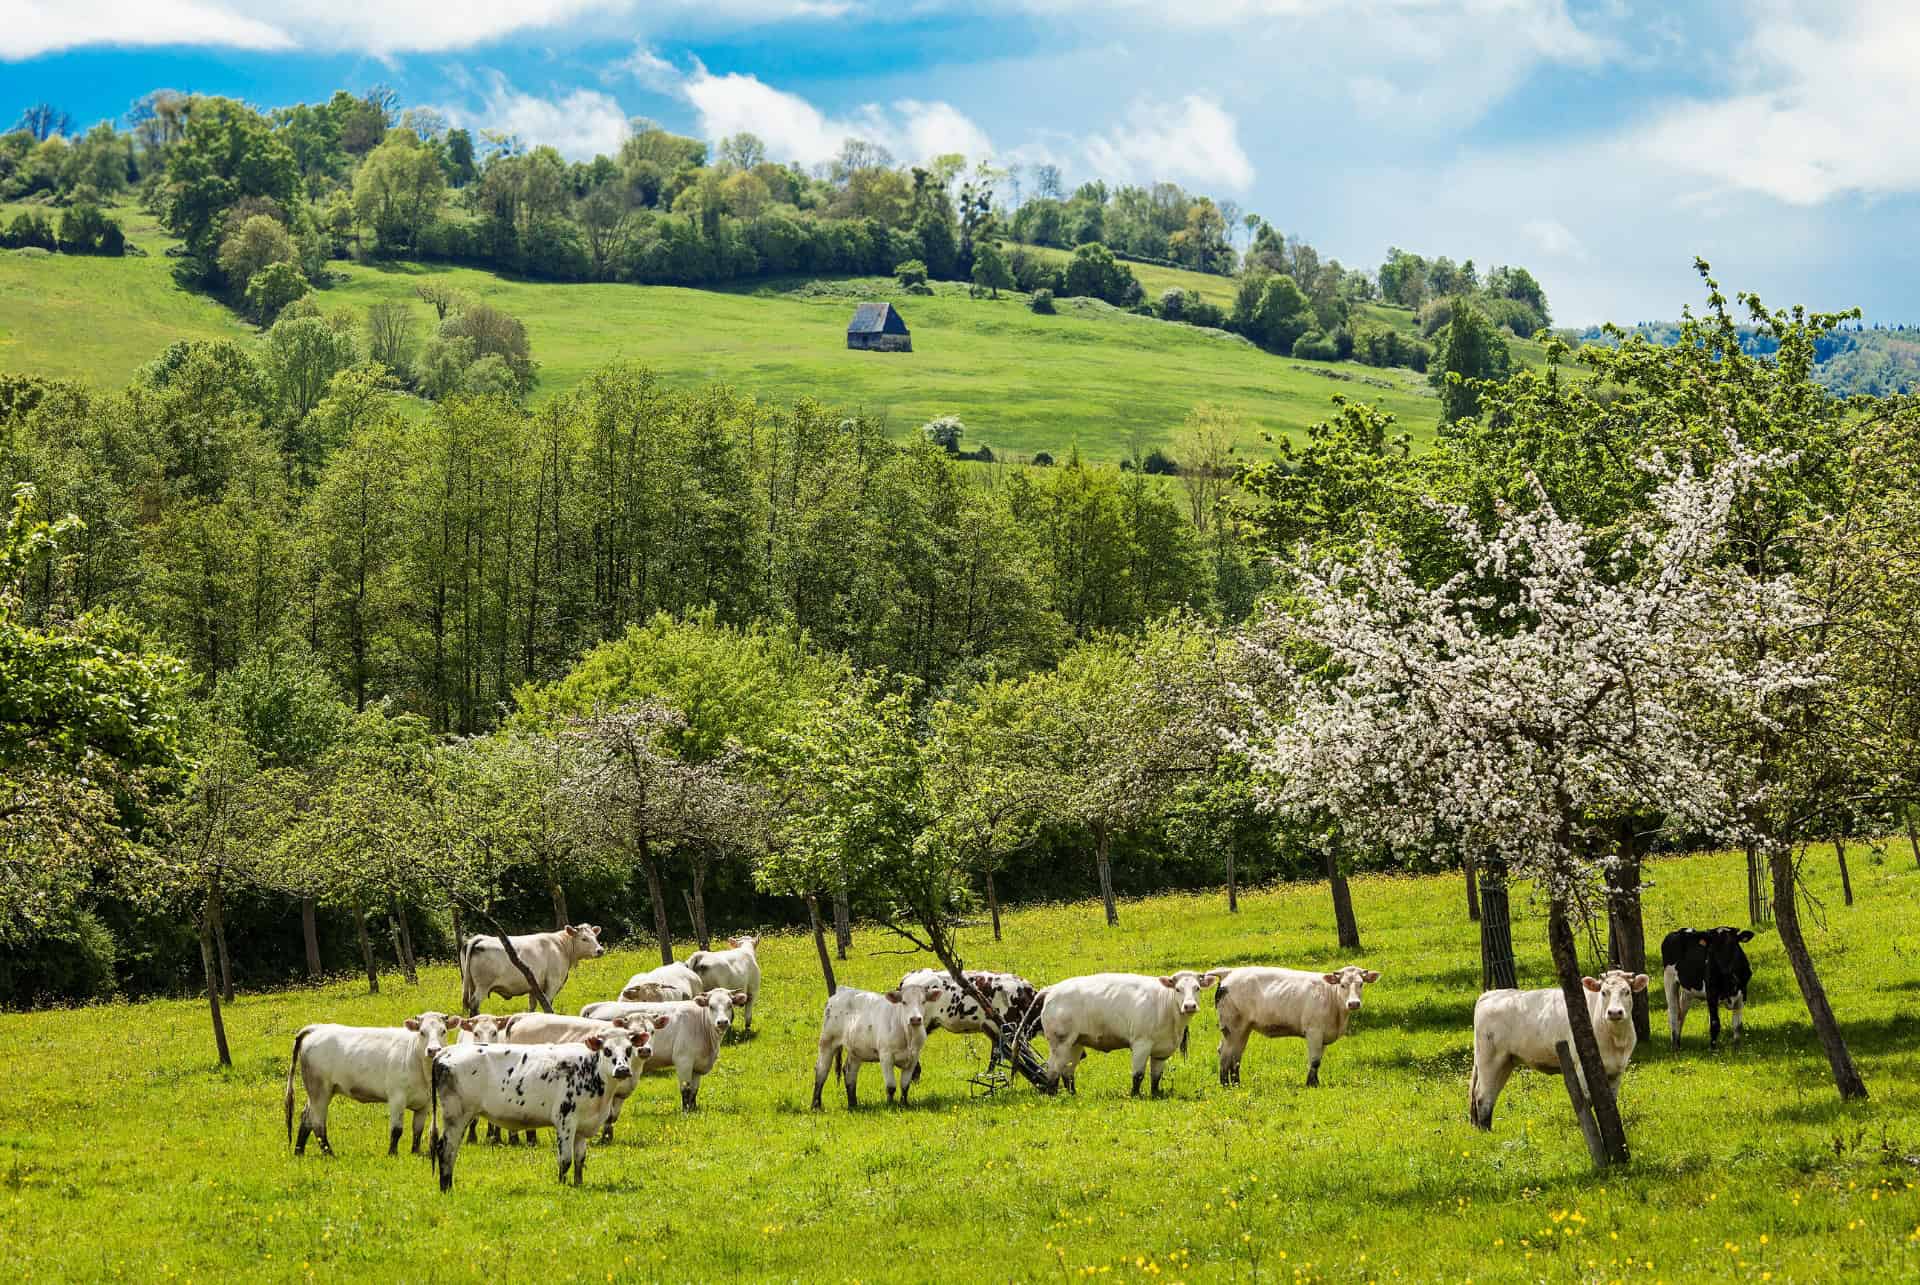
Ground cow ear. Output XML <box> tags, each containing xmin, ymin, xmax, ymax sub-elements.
<box><xmin>1581</xmin><ymin>976</ymin><xmax>1602</xmax><ymax>992</ymax></box>
<box><xmin>1197</xmin><ymin>973</ymin><xmax>1219</xmax><ymax>989</ymax></box>
<box><xmin>731</xmin><ymin>990</ymin><xmax>750</xmax><ymax>1005</ymax></box>
<box><xmin>693</xmin><ymin>993</ymin><xmax>709</xmax><ymax>1008</ymax></box>
<box><xmin>925</xmin><ymin>986</ymin><xmax>943</xmax><ymax>1000</ymax></box>
<box><xmin>609</xmin><ymin>1016</ymin><xmax>629</xmax><ymax>1029</ymax></box>
<box><xmin>1361</xmin><ymin>970</ymin><xmax>1381</xmax><ymax>984</ymax></box>
<box><xmin>1322</xmin><ymin>973</ymin><xmax>1342</xmax><ymax>986</ymax></box>
<box><xmin>458</xmin><ymin>1017</ymin><xmax>475</xmax><ymax>1030</ymax></box>
<box><xmin>585</xmin><ymin>1035</ymin><xmax>604</xmax><ymax>1051</ymax></box>
<box><xmin>1158</xmin><ymin>976</ymin><xmax>1176</xmax><ymax>988</ymax></box>
<box><xmin>1630</xmin><ymin>974</ymin><xmax>1650</xmax><ymax>992</ymax></box>
<box><xmin>886</xmin><ymin>989</ymin><xmax>903</xmax><ymax>1004</ymax></box>
<box><xmin>652</xmin><ymin>1014</ymin><xmax>671</xmax><ymax>1029</ymax></box>
<box><xmin>1737</xmin><ymin>930</ymin><xmax>1754</xmax><ymax>943</ymax></box>
<box><xmin>405</xmin><ymin>1018</ymin><xmax>422</xmax><ymax>1031</ymax></box>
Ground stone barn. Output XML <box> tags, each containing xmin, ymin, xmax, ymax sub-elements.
<box><xmin>846</xmin><ymin>302</ymin><xmax>911</xmax><ymax>352</ymax></box>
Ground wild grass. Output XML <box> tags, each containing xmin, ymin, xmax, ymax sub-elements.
<box><xmin>2</xmin><ymin>845</ymin><xmax>1915</xmax><ymax>1281</ymax></box>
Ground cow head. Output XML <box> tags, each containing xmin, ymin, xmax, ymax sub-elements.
<box><xmin>1158</xmin><ymin>971</ymin><xmax>1221</xmax><ymax>1015</ymax></box>
<box><xmin>563</xmin><ymin>924</ymin><xmax>606</xmax><ymax>961</ymax></box>
<box><xmin>583</xmin><ymin>1028</ymin><xmax>645</xmax><ymax>1079</ymax></box>
<box><xmin>404</xmin><ymin>1011</ymin><xmax>458</xmax><ymax>1057</ymax></box>
<box><xmin>885</xmin><ymin>982</ymin><xmax>944</xmax><ymax>1030</ymax></box>
<box><xmin>1696</xmin><ymin>926</ymin><xmax>1756</xmax><ymax>990</ymax></box>
<box><xmin>458</xmin><ymin>1013</ymin><xmax>520</xmax><ymax>1045</ymax></box>
<box><xmin>727</xmin><ymin>934</ymin><xmax>760</xmax><ymax>954</ymax></box>
<box><xmin>1582</xmin><ymin>969</ymin><xmax>1651</xmax><ymax>1023</ymax></box>
<box><xmin>1319</xmin><ymin>966</ymin><xmax>1383</xmax><ymax>1013</ymax></box>
<box><xmin>692</xmin><ymin>989</ymin><xmax>750</xmax><ymax>1035</ymax></box>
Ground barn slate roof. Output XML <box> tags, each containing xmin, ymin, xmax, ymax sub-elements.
<box><xmin>847</xmin><ymin>302</ymin><xmax>908</xmax><ymax>334</ymax></box>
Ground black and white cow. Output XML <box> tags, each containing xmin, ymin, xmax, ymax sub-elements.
<box><xmin>900</xmin><ymin>968</ymin><xmax>1040</xmax><ymax>1084</ymax></box>
<box><xmin>1660</xmin><ymin>926</ymin><xmax>1754</xmax><ymax>1049</ymax></box>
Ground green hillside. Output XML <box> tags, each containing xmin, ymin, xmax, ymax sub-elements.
<box><xmin>0</xmin><ymin>205</ymin><xmax>1442</xmax><ymax>463</ymax></box>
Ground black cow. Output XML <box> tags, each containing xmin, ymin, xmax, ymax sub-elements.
<box><xmin>1660</xmin><ymin>926</ymin><xmax>1754</xmax><ymax>1049</ymax></box>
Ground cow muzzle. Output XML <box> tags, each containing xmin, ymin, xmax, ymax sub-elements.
<box><xmin>612</xmin><ymin>1066</ymin><xmax>633</xmax><ymax>1079</ymax></box>
<box><xmin>908</xmin><ymin>1015</ymin><xmax>923</xmax><ymax>1027</ymax></box>
<box><xmin>1606</xmin><ymin>1008</ymin><xmax>1627</xmax><ymax>1022</ymax></box>
<box><xmin>1181</xmin><ymin>1003</ymin><xmax>1198</xmax><ymax>1015</ymax></box>
<box><xmin>1346</xmin><ymin>1000</ymin><xmax>1361</xmax><ymax>1012</ymax></box>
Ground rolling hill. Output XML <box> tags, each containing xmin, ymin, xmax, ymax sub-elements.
<box><xmin>0</xmin><ymin>202</ymin><xmax>1443</xmax><ymax>464</ymax></box>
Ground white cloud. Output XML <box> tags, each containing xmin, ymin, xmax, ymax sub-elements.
<box><xmin>1635</xmin><ymin>0</ymin><xmax>1920</xmax><ymax>205</ymax></box>
<box><xmin>636</xmin><ymin>54</ymin><xmax>994</xmax><ymax>168</ymax></box>
<box><xmin>439</xmin><ymin>74</ymin><xmax>633</xmax><ymax>160</ymax></box>
<box><xmin>1083</xmin><ymin>96</ymin><xmax>1255</xmax><ymax>191</ymax></box>
<box><xmin>1521</xmin><ymin>218</ymin><xmax>1586</xmax><ymax>261</ymax></box>
<box><xmin>1</xmin><ymin>0</ymin><xmax>858</xmax><ymax>60</ymax></box>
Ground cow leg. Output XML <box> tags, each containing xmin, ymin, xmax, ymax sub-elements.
<box><xmin>1470</xmin><ymin>1052</ymin><xmax>1515</xmax><ymax>1130</ymax></box>
<box><xmin>882</xmin><ymin>1055</ymin><xmax>899</xmax><ymax>1106</ymax></box>
<box><xmin>1128</xmin><ymin>1039</ymin><xmax>1153</xmax><ymax>1097</ymax></box>
<box><xmin>464</xmin><ymin>1119</ymin><xmax>477</xmax><ymax>1143</ymax></box>
<box><xmin>1663</xmin><ymin>966</ymin><xmax>1685</xmax><ymax>1048</ymax></box>
<box><xmin>1218</xmin><ymin>1023</ymin><xmax>1250</xmax><ymax>1087</ymax></box>
<box><xmin>572</xmin><ymin>1134</ymin><xmax>589</xmax><ymax>1186</ymax></box>
<box><xmin>681</xmin><ymin>1069</ymin><xmax>699</xmax><ymax>1112</ymax></box>
<box><xmin>437</xmin><ymin>1114</ymin><xmax>466</xmax><ymax>1192</ymax></box>
<box><xmin>523</xmin><ymin>1129</ymin><xmax>539</xmax><ymax>1147</ymax></box>
<box><xmin>1305</xmin><ymin>1032</ymin><xmax>1327</xmax><ymax>1087</ymax></box>
<box><xmin>411</xmin><ymin>1109</ymin><xmax>427</xmax><ymax>1154</ymax></box>
<box><xmin>1730</xmin><ymin>990</ymin><xmax>1746</xmax><ymax>1046</ymax></box>
<box><xmin>844</xmin><ymin>1058</ymin><xmax>862</xmax><ymax>1109</ymax></box>
<box><xmin>555</xmin><ymin>1122</ymin><xmax>573</xmax><ymax>1185</ymax></box>
<box><xmin>295</xmin><ymin>1093</ymin><xmax>319</xmax><ymax>1156</ymax></box>
<box><xmin>1041</xmin><ymin>1039</ymin><xmax>1075</xmax><ymax>1095</ymax></box>
<box><xmin>812</xmin><ymin>1043</ymin><xmax>836</xmax><ymax>1110</ymax></box>
<box><xmin>1149</xmin><ymin>1054</ymin><xmax>1170</xmax><ymax>1098</ymax></box>
<box><xmin>486</xmin><ymin>1122</ymin><xmax>501</xmax><ymax>1145</ymax></box>
<box><xmin>387</xmin><ymin>1098</ymin><xmax>406</xmax><ymax>1155</ymax></box>
<box><xmin>1707</xmin><ymin>993</ymin><xmax>1723</xmax><ymax>1049</ymax></box>
<box><xmin>900</xmin><ymin>1058</ymin><xmax>917</xmax><ymax>1107</ymax></box>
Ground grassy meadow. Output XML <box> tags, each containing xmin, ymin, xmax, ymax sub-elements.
<box><xmin>0</xmin><ymin>204</ymin><xmax>1442</xmax><ymax>463</ymax></box>
<box><xmin>2</xmin><ymin>846</ymin><xmax>1916</xmax><ymax>1282</ymax></box>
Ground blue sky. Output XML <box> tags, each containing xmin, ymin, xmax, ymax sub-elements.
<box><xmin>7</xmin><ymin>0</ymin><xmax>1919</xmax><ymax>325</ymax></box>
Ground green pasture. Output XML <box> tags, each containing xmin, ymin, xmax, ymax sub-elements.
<box><xmin>2</xmin><ymin>845</ymin><xmax>1916</xmax><ymax>1281</ymax></box>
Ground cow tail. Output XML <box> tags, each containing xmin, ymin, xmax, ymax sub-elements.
<box><xmin>285</xmin><ymin>1027</ymin><xmax>309</xmax><ymax>1148</ymax></box>
<box><xmin>430</xmin><ymin>1054</ymin><xmax>443</xmax><ymax>1178</ymax></box>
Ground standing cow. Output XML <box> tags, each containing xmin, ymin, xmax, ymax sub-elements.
<box><xmin>284</xmin><ymin>1012</ymin><xmax>460</xmax><ymax>1156</ymax></box>
<box><xmin>582</xmin><ymin>991</ymin><xmax>747</xmax><ymax>1110</ymax></box>
<box><xmin>459</xmin><ymin>1011</ymin><xmax>670</xmax><ymax>1141</ymax></box>
<box><xmin>1037</xmin><ymin>971</ymin><xmax>1220</xmax><ymax>1098</ymax></box>
<box><xmin>431</xmin><ymin>1027</ymin><xmax>650</xmax><ymax>1190</ymax></box>
<box><xmin>1469</xmin><ymin>969</ymin><xmax>1649</xmax><ymax>1129</ymax></box>
<box><xmin>686</xmin><ymin>936</ymin><xmax>762</xmax><ymax>1033</ymax></box>
<box><xmin>901</xmin><ymin>967</ymin><xmax>1039</xmax><ymax>1085</ymax></box>
<box><xmin>1214</xmin><ymin>965</ymin><xmax>1382</xmax><ymax>1087</ymax></box>
<box><xmin>459</xmin><ymin>924</ymin><xmax>605</xmax><ymax>1014</ymax></box>
<box><xmin>811</xmin><ymin>982</ymin><xmax>944</xmax><ymax>1109</ymax></box>
<box><xmin>1660</xmin><ymin>926</ymin><xmax>1754</xmax><ymax>1049</ymax></box>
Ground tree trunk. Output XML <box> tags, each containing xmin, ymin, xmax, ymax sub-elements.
<box><xmin>199</xmin><ymin>916</ymin><xmax>231</xmax><ymax>1068</ymax></box>
<box><xmin>1770</xmin><ymin>846</ymin><xmax>1868</xmax><ymax>1099</ymax></box>
<box><xmin>805</xmin><ymin>894</ymin><xmax>837</xmax><ymax>997</ymax></box>
<box><xmin>985</xmin><ymin>867</ymin><xmax>1003</xmax><ymax>941</ymax></box>
<box><xmin>1746</xmin><ymin>843</ymin><xmax>1771</xmax><ymax>925</ymax></box>
<box><xmin>1463</xmin><ymin>855</ymin><xmax>1481</xmax><ymax>923</ymax></box>
<box><xmin>1605</xmin><ymin>829</ymin><xmax>1650</xmax><ymax>1043</ymax></box>
<box><xmin>210</xmin><ymin>880</ymin><xmax>234</xmax><ymax>1003</ymax></box>
<box><xmin>1225</xmin><ymin>840</ymin><xmax>1239</xmax><ymax>914</ymax></box>
<box><xmin>392</xmin><ymin>898</ymin><xmax>418</xmax><ymax>985</ymax></box>
<box><xmin>301</xmin><ymin>897</ymin><xmax>322</xmax><ymax>981</ymax></box>
<box><xmin>1833</xmin><ymin>836</ymin><xmax>1854</xmax><ymax>907</ymax></box>
<box><xmin>690</xmin><ymin>860</ymin><xmax>710</xmax><ymax>952</ymax></box>
<box><xmin>1325</xmin><ymin>832</ymin><xmax>1361</xmax><ymax>952</ymax></box>
<box><xmin>1905</xmin><ymin>805</ymin><xmax>1920</xmax><ymax>870</ymax></box>
<box><xmin>1479</xmin><ymin>860</ymin><xmax>1517</xmax><ymax>990</ymax></box>
<box><xmin>354</xmin><ymin>896</ymin><xmax>379</xmax><ymax>995</ymax></box>
<box><xmin>638</xmin><ymin>837</ymin><xmax>673</xmax><ymax>965</ymax></box>
<box><xmin>1546</xmin><ymin>899</ymin><xmax>1630</xmax><ymax>1167</ymax></box>
<box><xmin>450</xmin><ymin>901</ymin><xmax>464</xmax><ymax>952</ymax></box>
<box><xmin>548</xmin><ymin>872</ymin><xmax>569</xmax><ymax>930</ymax></box>
<box><xmin>1094</xmin><ymin>821</ymin><xmax>1119</xmax><ymax>927</ymax></box>
<box><xmin>833</xmin><ymin>890</ymin><xmax>851</xmax><ymax>960</ymax></box>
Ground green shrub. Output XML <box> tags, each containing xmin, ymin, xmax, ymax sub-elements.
<box><xmin>894</xmin><ymin>258</ymin><xmax>928</xmax><ymax>288</ymax></box>
<box><xmin>244</xmin><ymin>260</ymin><xmax>310</xmax><ymax>322</ymax></box>
<box><xmin>3</xmin><ymin>210</ymin><xmax>56</xmax><ymax>251</ymax></box>
<box><xmin>0</xmin><ymin>910</ymin><xmax>119</xmax><ymax>1006</ymax></box>
<box><xmin>1029</xmin><ymin>287</ymin><xmax>1055</xmax><ymax>314</ymax></box>
<box><xmin>1292</xmin><ymin>329</ymin><xmax>1340</xmax><ymax>361</ymax></box>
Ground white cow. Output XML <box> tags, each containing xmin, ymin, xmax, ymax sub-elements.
<box><xmin>1214</xmin><ymin>965</ymin><xmax>1382</xmax><ymax>1087</ymax></box>
<box><xmin>459</xmin><ymin>924</ymin><xmax>605</xmax><ymax>1014</ymax></box>
<box><xmin>431</xmin><ymin>1027</ymin><xmax>650</xmax><ymax>1190</ymax></box>
<box><xmin>284</xmin><ymin>1011</ymin><xmax>460</xmax><ymax>1156</ymax></box>
<box><xmin>458</xmin><ymin>1011</ymin><xmax>671</xmax><ymax>1142</ymax></box>
<box><xmin>1037</xmin><ymin>971</ymin><xmax>1219</xmax><ymax>1097</ymax></box>
<box><xmin>618</xmin><ymin>960</ymin><xmax>703</xmax><ymax>1003</ymax></box>
<box><xmin>1469</xmin><ymin>969</ymin><xmax>1650</xmax><ymax>1129</ymax></box>
<box><xmin>686</xmin><ymin>936</ymin><xmax>762</xmax><ymax>1032</ymax></box>
<box><xmin>811</xmin><ymin>982</ymin><xmax>944</xmax><ymax>1110</ymax></box>
<box><xmin>585</xmin><ymin>991</ymin><xmax>747</xmax><ymax>1110</ymax></box>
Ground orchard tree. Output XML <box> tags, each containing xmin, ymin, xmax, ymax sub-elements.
<box><xmin>1234</xmin><ymin>435</ymin><xmax>1820</xmax><ymax>1166</ymax></box>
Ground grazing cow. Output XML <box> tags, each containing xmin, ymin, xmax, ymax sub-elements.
<box><xmin>585</xmin><ymin>991</ymin><xmax>747</xmax><ymax>1110</ymax></box>
<box><xmin>431</xmin><ymin>1027</ymin><xmax>650</xmax><ymax>1190</ymax></box>
<box><xmin>1660</xmin><ymin>927</ymin><xmax>1755</xmax><ymax>1049</ymax></box>
<box><xmin>459</xmin><ymin>925</ymin><xmax>605</xmax><ymax>1014</ymax></box>
<box><xmin>901</xmin><ymin>967</ymin><xmax>1040</xmax><ymax>1085</ymax></box>
<box><xmin>459</xmin><ymin>1012</ymin><xmax>671</xmax><ymax>1141</ymax></box>
<box><xmin>284</xmin><ymin>1012</ymin><xmax>459</xmax><ymax>1156</ymax></box>
<box><xmin>1214</xmin><ymin>965</ymin><xmax>1382</xmax><ymax>1087</ymax></box>
<box><xmin>686</xmin><ymin>936</ymin><xmax>762</xmax><ymax>1032</ymax></box>
<box><xmin>617</xmin><ymin>961</ymin><xmax>703</xmax><ymax>1003</ymax></box>
<box><xmin>1037</xmin><ymin>971</ymin><xmax>1220</xmax><ymax>1098</ymax></box>
<box><xmin>811</xmin><ymin>982</ymin><xmax>944</xmax><ymax>1109</ymax></box>
<box><xmin>1469</xmin><ymin>970</ymin><xmax>1650</xmax><ymax>1129</ymax></box>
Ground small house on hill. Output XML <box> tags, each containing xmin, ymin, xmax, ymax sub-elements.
<box><xmin>847</xmin><ymin>302</ymin><xmax>911</xmax><ymax>352</ymax></box>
